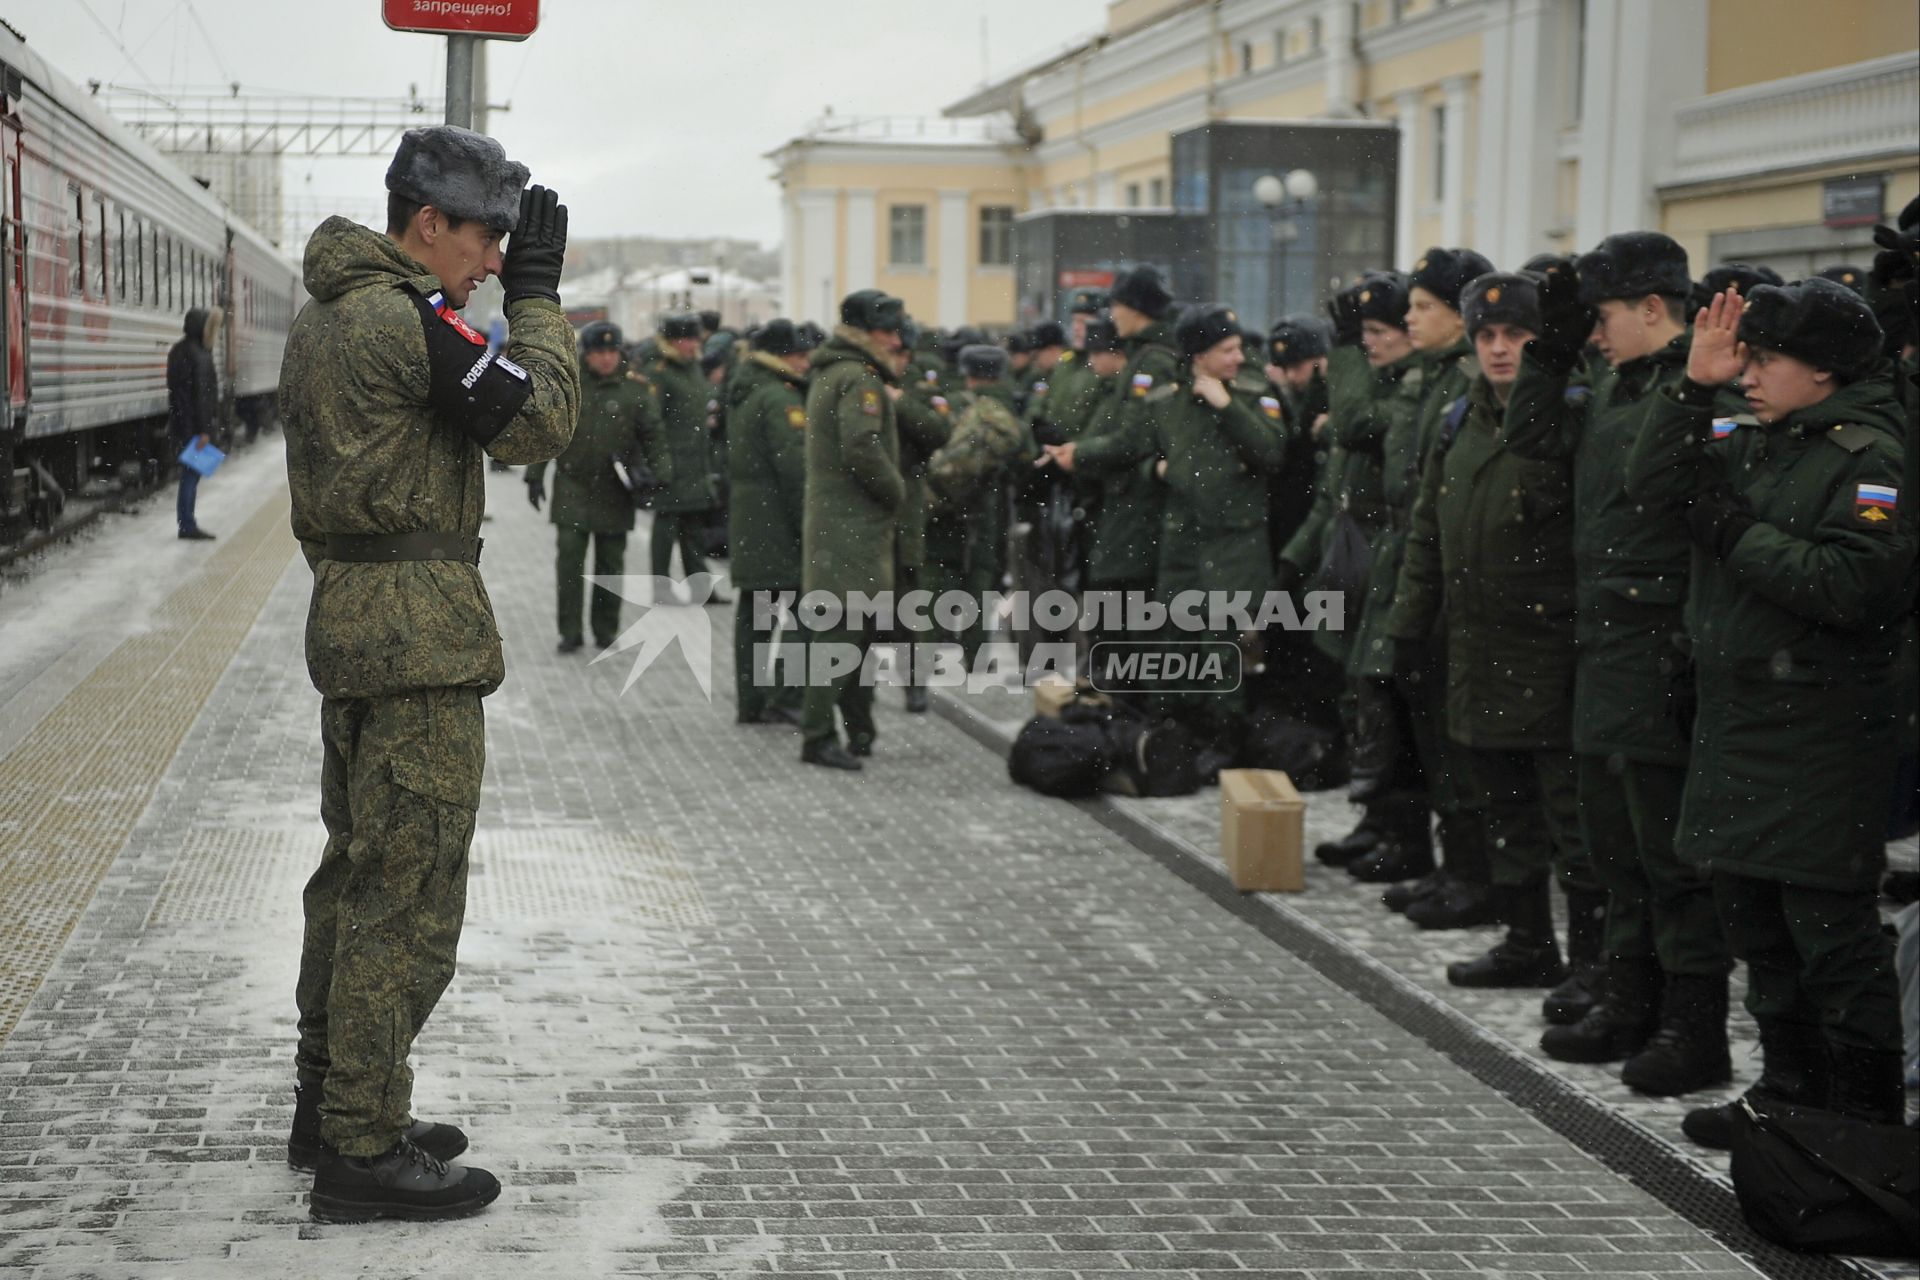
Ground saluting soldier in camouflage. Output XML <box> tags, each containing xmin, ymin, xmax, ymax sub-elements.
<box><xmin>799</xmin><ymin>290</ymin><xmax>910</xmax><ymax>771</ymax></box>
<box><xmin>1627</xmin><ymin>280</ymin><xmax>1914</xmax><ymax>1148</ymax></box>
<box><xmin>526</xmin><ymin>321</ymin><xmax>660</xmax><ymax>653</ymax></box>
<box><xmin>281</xmin><ymin>127</ymin><xmax>578</xmax><ymax>1222</ymax></box>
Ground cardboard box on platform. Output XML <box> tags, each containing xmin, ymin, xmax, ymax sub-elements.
<box><xmin>1218</xmin><ymin>769</ymin><xmax>1304</xmax><ymax>892</ymax></box>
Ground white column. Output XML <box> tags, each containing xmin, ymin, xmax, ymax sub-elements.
<box><xmin>1609</xmin><ymin>0</ymin><xmax>1706</xmax><ymax>240</ymax></box>
<box><xmin>1441</xmin><ymin>75</ymin><xmax>1470</xmax><ymax>245</ymax></box>
<box><xmin>1474</xmin><ymin>5</ymin><xmax>1513</xmax><ymax>258</ymax></box>
<box><xmin>1322</xmin><ymin>0</ymin><xmax>1358</xmax><ymax>117</ymax></box>
<box><xmin>795</xmin><ymin>190</ymin><xmax>838</xmax><ymax>326</ymax></box>
<box><xmin>782</xmin><ymin>192</ymin><xmax>802</xmax><ymax>320</ymax></box>
<box><xmin>1575</xmin><ymin>0</ymin><xmax>1620</xmax><ymax>247</ymax></box>
<box><xmin>1094</xmin><ymin>172</ymin><xmax>1118</xmax><ymax>207</ymax></box>
<box><xmin>937</xmin><ymin>189</ymin><xmax>969</xmax><ymax>328</ymax></box>
<box><xmin>1394</xmin><ymin>89</ymin><xmax>1421</xmax><ymax>269</ymax></box>
<box><xmin>844</xmin><ymin>188</ymin><xmax>877</xmax><ymax>290</ymax></box>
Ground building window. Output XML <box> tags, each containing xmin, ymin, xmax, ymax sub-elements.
<box><xmin>978</xmin><ymin>205</ymin><xmax>1014</xmax><ymax>266</ymax></box>
<box><xmin>1149</xmin><ymin>176</ymin><xmax>1167</xmax><ymax>207</ymax></box>
<box><xmin>1125</xmin><ymin>182</ymin><xmax>1142</xmax><ymax>208</ymax></box>
<box><xmin>1431</xmin><ymin>104</ymin><xmax>1447</xmax><ymax>201</ymax></box>
<box><xmin>889</xmin><ymin>204</ymin><xmax>926</xmax><ymax>267</ymax></box>
<box><xmin>1240</xmin><ymin>41</ymin><xmax>1254</xmax><ymax>75</ymax></box>
<box><xmin>1309</xmin><ymin>15</ymin><xmax>1323</xmax><ymax>51</ymax></box>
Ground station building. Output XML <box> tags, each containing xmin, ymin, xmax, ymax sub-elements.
<box><xmin>766</xmin><ymin>0</ymin><xmax>1919</xmax><ymax>330</ymax></box>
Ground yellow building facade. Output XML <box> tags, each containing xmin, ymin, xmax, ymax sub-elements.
<box><xmin>768</xmin><ymin>0</ymin><xmax>1918</xmax><ymax>327</ymax></box>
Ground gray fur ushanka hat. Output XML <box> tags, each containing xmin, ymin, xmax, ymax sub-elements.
<box><xmin>386</xmin><ymin>126</ymin><xmax>530</xmax><ymax>232</ymax></box>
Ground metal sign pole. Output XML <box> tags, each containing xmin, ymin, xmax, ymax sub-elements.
<box><xmin>444</xmin><ymin>34</ymin><xmax>475</xmax><ymax>128</ymax></box>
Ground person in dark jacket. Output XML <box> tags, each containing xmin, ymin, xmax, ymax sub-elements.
<box><xmin>1625</xmin><ymin>279</ymin><xmax>1914</xmax><ymax>1147</ymax></box>
<box><xmin>168</xmin><ymin>305</ymin><xmax>222</xmax><ymax>540</ymax></box>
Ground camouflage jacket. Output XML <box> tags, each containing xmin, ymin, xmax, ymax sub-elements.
<box><xmin>926</xmin><ymin>385</ymin><xmax>1034</xmax><ymax>510</ymax></box>
<box><xmin>283</xmin><ymin>216</ymin><xmax>579</xmax><ymax>699</ymax></box>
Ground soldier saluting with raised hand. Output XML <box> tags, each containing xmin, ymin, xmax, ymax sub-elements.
<box><xmin>280</xmin><ymin>126</ymin><xmax>579</xmax><ymax>1223</ymax></box>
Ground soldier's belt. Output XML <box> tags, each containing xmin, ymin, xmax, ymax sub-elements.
<box><xmin>321</xmin><ymin>532</ymin><xmax>483</xmax><ymax>566</ymax></box>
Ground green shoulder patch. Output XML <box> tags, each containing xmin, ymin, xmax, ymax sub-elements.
<box><xmin>1825</xmin><ymin>423</ymin><xmax>1875</xmax><ymax>454</ymax></box>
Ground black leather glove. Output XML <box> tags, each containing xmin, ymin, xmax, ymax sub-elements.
<box><xmin>1686</xmin><ymin>487</ymin><xmax>1757</xmax><ymax>560</ymax></box>
<box><xmin>1524</xmin><ymin>256</ymin><xmax>1596</xmax><ymax>375</ymax></box>
<box><xmin>1327</xmin><ymin>288</ymin><xmax>1364</xmax><ymax>348</ymax></box>
<box><xmin>500</xmin><ymin>185</ymin><xmax>568</xmax><ymax>304</ymax></box>
<box><xmin>526</xmin><ymin>476</ymin><xmax>545</xmax><ymax>510</ymax></box>
<box><xmin>1272</xmin><ymin>560</ymin><xmax>1304</xmax><ymax>595</ymax></box>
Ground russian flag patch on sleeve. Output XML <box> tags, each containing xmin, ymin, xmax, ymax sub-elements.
<box><xmin>1856</xmin><ymin>482</ymin><xmax>1898</xmax><ymax>526</ymax></box>
<box><xmin>1711</xmin><ymin>417</ymin><xmax>1738</xmax><ymax>439</ymax></box>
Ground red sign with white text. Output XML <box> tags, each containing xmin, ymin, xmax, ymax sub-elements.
<box><xmin>382</xmin><ymin>0</ymin><xmax>538</xmax><ymax>40</ymax></box>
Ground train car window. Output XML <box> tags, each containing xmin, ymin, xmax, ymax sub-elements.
<box><xmin>89</xmin><ymin>195</ymin><xmax>107</xmax><ymax>299</ymax></box>
<box><xmin>163</xmin><ymin>236</ymin><xmax>173</xmax><ymax>310</ymax></box>
<box><xmin>132</xmin><ymin>217</ymin><xmax>144</xmax><ymax>304</ymax></box>
<box><xmin>115</xmin><ymin>209</ymin><xmax>127</xmax><ymax>299</ymax></box>
<box><xmin>67</xmin><ymin>185</ymin><xmax>84</xmax><ymax>298</ymax></box>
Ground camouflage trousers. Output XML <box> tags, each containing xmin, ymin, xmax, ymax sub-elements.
<box><xmin>294</xmin><ymin>687</ymin><xmax>484</xmax><ymax>1157</ymax></box>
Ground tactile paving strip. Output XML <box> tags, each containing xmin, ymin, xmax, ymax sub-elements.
<box><xmin>144</xmin><ymin>826</ymin><xmax>713</xmax><ymax>931</ymax></box>
<box><xmin>0</xmin><ymin>491</ymin><xmax>296</xmax><ymax>1043</ymax></box>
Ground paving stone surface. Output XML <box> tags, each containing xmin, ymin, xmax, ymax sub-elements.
<box><xmin>0</xmin><ymin>462</ymin><xmax>1888</xmax><ymax>1278</ymax></box>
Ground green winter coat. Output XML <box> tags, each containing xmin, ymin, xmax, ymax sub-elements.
<box><xmin>282</xmin><ymin>216</ymin><xmax>579</xmax><ymax>698</ymax></box>
<box><xmin>1626</xmin><ymin>369</ymin><xmax>1915</xmax><ymax>890</ymax></box>
<box><xmin>727</xmin><ymin>352</ymin><xmax>809</xmax><ymax>590</ymax></box>
<box><xmin>802</xmin><ymin>327</ymin><xmax>904</xmax><ymax>601</ymax></box>
<box><xmin>1029</xmin><ymin>349</ymin><xmax>1105</xmax><ymax>444</ymax></box>
<box><xmin>526</xmin><ymin>361</ymin><xmax>654</xmax><ymax>534</ymax></box>
<box><xmin>1333</xmin><ymin>349</ymin><xmax>1427</xmax><ymax>677</ymax></box>
<box><xmin>1074</xmin><ymin>318</ymin><xmax>1181</xmax><ymax>586</ymax></box>
<box><xmin>644</xmin><ymin>344</ymin><xmax>716</xmax><ymax>513</ymax></box>
<box><xmin>1389</xmin><ymin>375</ymin><xmax>1577</xmax><ymax>749</ymax></box>
<box><xmin>1154</xmin><ymin>380</ymin><xmax>1289</xmax><ymax>602</ymax></box>
<box><xmin>1502</xmin><ymin>334</ymin><xmax>1741</xmax><ymax>765</ymax></box>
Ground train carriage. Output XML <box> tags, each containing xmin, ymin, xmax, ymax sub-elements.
<box><xmin>0</xmin><ymin>21</ymin><xmax>301</xmax><ymax>538</ymax></box>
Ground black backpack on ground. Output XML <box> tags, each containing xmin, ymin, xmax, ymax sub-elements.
<box><xmin>1729</xmin><ymin>1098</ymin><xmax>1920</xmax><ymax>1259</ymax></box>
<box><xmin>1242</xmin><ymin>706</ymin><xmax>1347</xmax><ymax>792</ymax></box>
<box><xmin>1008</xmin><ymin>714</ymin><xmax>1112</xmax><ymax>797</ymax></box>
<box><xmin>1007</xmin><ymin>697</ymin><xmax>1204</xmax><ymax>800</ymax></box>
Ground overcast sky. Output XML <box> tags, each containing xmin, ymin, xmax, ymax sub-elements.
<box><xmin>13</xmin><ymin>0</ymin><xmax>1107</xmax><ymax>247</ymax></box>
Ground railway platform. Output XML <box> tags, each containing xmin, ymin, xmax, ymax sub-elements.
<box><xmin>0</xmin><ymin>447</ymin><xmax>1912</xmax><ymax>1280</ymax></box>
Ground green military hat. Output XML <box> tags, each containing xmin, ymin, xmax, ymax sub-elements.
<box><xmin>1267</xmin><ymin>315</ymin><xmax>1329</xmax><ymax>365</ymax></box>
<box><xmin>659</xmin><ymin>312</ymin><xmax>701</xmax><ymax>340</ymax></box>
<box><xmin>958</xmin><ymin>344</ymin><xmax>1009</xmax><ymax>380</ymax></box>
<box><xmin>1577</xmin><ymin>232</ymin><xmax>1692</xmax><ymax>305</ymax></box>
<box><xmin>1082</xmin><ymin>316</ymin><xmax>1124</xmax><ymax>354</ymax></box>
<box><xmin>1030</xmin><ymin>320</ymin><xmax>1067</xmax><ymax>349</ymax></box>
<box><xmin>1410</xmin><ymin>246</ymin><xmax>1495</xmax><ymax>311</ymax></box>
<box><xmin>1109</xmin><ymin>263</ymin><xmax>1174</xmax><ymax>318</ymax></box>
<box><xmin>700</xmin><ymin>331</ymin><xmax>735</xmax><ymax>374</ymax></box>
<box><xmin>1814</xmin><ymin>264</ymin><xmax>1869</xmax><ymax>295</ymax></box>
<box><xmin>1174</xmin><ymin>303</ymin><xmax>1242</xmax><ymax>356</ymax></box>
<box><xmin>839</xmin><ymin>289</ymin><xmax>906</xmax><ymax>333</ymax></box>
<box><xmin>1736</xmin><ymin>278</ymin><xmax>1883</xmax><ymax>381</ymax></box>
<box><xmin>1691</xmin><ymin>262</ymin><xmax>1783</xmax><ymax>312</ymax></box>
<box><xmin>1353</xmin><ymin>271</ymin><xmax>1411</xmax><ymax>328</ymax></box>
<box><xmin>1461</xmin><ymin>272</ymin><xmax>1542</xmax><ymax>336</ymax></box>
<box><xmin>578</xmin><ymin>320</ymin><xmax>623</xmax><ymax>352</ymax></box>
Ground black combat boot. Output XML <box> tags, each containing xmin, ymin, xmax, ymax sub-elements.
<box><xmin>1540</xmin><ymin>958</ymin><xmax>1663</xmax><ymax>1065</ymax></box>
<box><xmin>1682</xmin><ymin>1018</ymin><xmax>1829</xmax><ymax>1149</ymax></box>
<box><xmin>288</xmin><ymin>1082</ymin><xmax>469</xmax><ymax>1174</ymax></box>
<box><xmin>1347</xmin><ymin>817</ymin><xmax>1435</xmax><ymax>884</ymax></box>
<box><xmin>1620</xmin><ymin>972</ymin><xmax>1732</xmax><ymax>1096</ymax></box>
<box><xmin>1406</xmin><ymin>877</ymin><xmax>1500</xmax><ymax>929</ymax></box>
<box><xmin>801</xmin><ymin>738</ymin><xmax>863</xmax><ymax>771</ymax></box>
<box><xmin>308</xmin><ymin>1136</ymin><xmax>500</xmax><ymax>1223</ymax></box>
<box><xmin>904</xmin><ymin>685</ymin><xmax>930</xmax><ymax>714</ymax></box>
<box><xmin>556</xmin><ymin>636</ymin><xmax>584</xmax><ymax>654</ymax></box>
<box><xmin>1824</xmin><ymin>1041</ymin><xmax>1906</xmax><ymax>1127</ymax></box>
<box><xmin>1383</xmin><ymin>868</ymin><xmax>1453</xmax><ymax>914</ymax></box>
<box><xmin>1447</xmin><ymin>883</ymin><xmax>1567</xmax><ymax>988</ymax></box>
<box><xmin>1314</xmin><ymin>815</ymin><xmax>1382</xmax><ymax>867</ymax></box>
<box><xmin>1541</xmin><ymin>888</ymin><xmax>1609</xmax><ymax>1025</ymax></box>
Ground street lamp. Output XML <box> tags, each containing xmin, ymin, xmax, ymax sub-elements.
<box><xmin>1254</xmin><ymin>169</ymin><xmax>1318</xmax><ymax>324</ymax></box>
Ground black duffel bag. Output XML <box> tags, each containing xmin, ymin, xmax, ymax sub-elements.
<box><xmin>1729</xmin><ymin>1097</ymin><xmax>1920</xmax><ymax>1259</ymax></box>
<box><xmin>1009</xmin><ymin>715</ymin><xmax>1112</xmax><ymax>797</ymax></box>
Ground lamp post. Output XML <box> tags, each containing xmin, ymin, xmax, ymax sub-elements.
<box><xmin>1254</xmin><ymin>169</ymin><xmax>1319</xmax><ymax>325</ymax></box>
